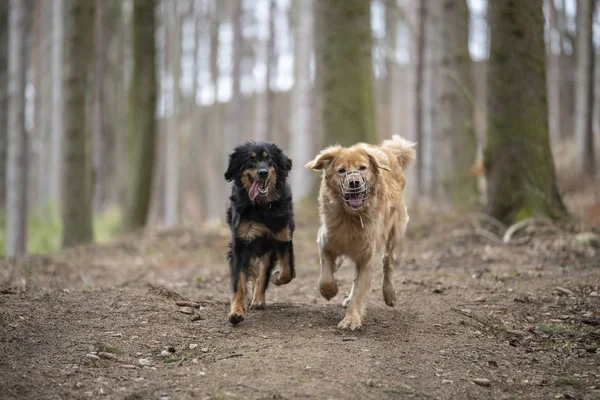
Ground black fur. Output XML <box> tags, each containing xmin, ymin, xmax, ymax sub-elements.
<box><xmin>224</xmin><ymin>141</ymin><xmax>295</xmax><ymax>315</ymax></box>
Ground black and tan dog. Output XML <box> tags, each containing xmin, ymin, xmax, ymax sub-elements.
<box><xmin>224</xmin><ymin>141</ymin><xmax>296</xmax><ymax>325</ymax></box>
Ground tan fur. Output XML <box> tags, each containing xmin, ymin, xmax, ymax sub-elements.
<box><xmin>306</xmin><ymin>136</ymin><xmax>416</xmax><ymax>330</ymax></box>
<box><xmin>249</xmin><ymin>252</ymin><xmax>271</xmax><ymax>309</ymax></box>
<box><xmin>237</xmin><ymin>221</ymin><xmax>270</xmax><ymax>241</ymax></box>
<box><xmin>229</xmin><ymin>271</ymin><xmax>247</xmax><ymax>321</ymax></box>
<box><xmin>273</xmin><ymin>226</ymin><xmax>291</xmax><ymax>242</ymax></box>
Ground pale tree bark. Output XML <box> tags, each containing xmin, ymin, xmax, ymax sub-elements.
<box><xmin>6</xmin><ymin>0</ymin><xmax>29</xmax><ymax>257</ymax></box>
<box><xmin>314</xmin><ymin>0</ymin><xmax>377</xmax><ymax>148</ymax></box>
<box><xmin>434</xmin><ymin>0</ymin><xmax>477</xmax><ymax>206</ymax></box>
<box><xmin>92</xmin><ymin>0</ymin><xmax>109</xmax><ymax>211</ymax></box>
<box><xmin>254</xmin><ymin>0</ymin><xmax>275</xmax><ymax>142</ymax></box>
<box><xmin>206</xmin><ymin>0</ymin><xmax>222</xmax><ymax>221</ymax></box>
<box><xmin>225</xmin><ymin>0</ymin><xmax>243</xmax><ymax>153</ymax></box>
<box><xmin>574</xmin><ymin>0</ymin><xmax>596</xmax><ymax>177</ymax></box>
<box><xmin>191</xmin><ymin>0</ymin><xmax>199</xmax><ymax>107</ymax></box>
<box><xmin>385</xmin><ymin>0</ymin><xmax>402</xmax><ymax>139</ymax></box>
<box><xmin>0</xmin><ymin>3</ymin><xmax>8</xmax><ymax>211</ymax></box>
<box><xmin>122</xmin><ymin>0</ymin><xmax>158</xmax><ymax>232</ymax></box>
<box><xmin>62</xmin><ymin>0</ymin><xmax>95</xmax><ymax>248</ymax></box>
<box><xmin>421</xmin><ymin>0</ymin><xmax>439</xmax><ymax>196</ymax></box>
<box><xmin>290</xmin><ymin>0</ymin><xmax>313</xmax><ymax>201</ymax></box>
<box><xmin>50</xmin><ymin>0</ymin><xmax>64</xmax><ymax>207</ymax></box>
<box><xmin>165</xmin><ymin>0</ymin><xmax>182</xmax><ymax>227</ymax></box>
<box><xmin>36</xmin><ymin>1</ymin><xmax>53</xmax><ymax>211</ymax></box>
<box><xmin>485</xmin><ymin>0</ymin><xmax>567</xmax><ymax>224</ymax></box>
<box><xmin>411</xmin><ymin>0</ymin><xmax>426</xmax><ymax>195</ymax></box>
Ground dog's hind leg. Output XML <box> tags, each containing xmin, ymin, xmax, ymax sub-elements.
<box><xmin>382</xmin><ymin>229</ymin><xmax>398</xmax><ymax>307</ymax></box>
<box><xmin>317</xmin><ymin>228</ymin><xmax>338</xmax><ymax>300</ymax></box>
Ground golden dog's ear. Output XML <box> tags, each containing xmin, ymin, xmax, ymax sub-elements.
<box><xmin>305</xmin><ymin>146</ymin><xmax>341</xmax><ymax>171</ymax></box>
<box><xmin>363</xmin><ymin>146</ymin><xmax>391</xmax><ymax>172</ymax></box>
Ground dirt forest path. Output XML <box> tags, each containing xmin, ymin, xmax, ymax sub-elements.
<box><xmin>1</xmin><ymin>215</ymin><xmax>599</xmax><ymax>400</ymax></box>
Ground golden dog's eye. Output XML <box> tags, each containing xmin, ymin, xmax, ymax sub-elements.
<box><xmin>359</xmin><ymin>165</ymin><xmax>367</xmax><ymax>171</ymax></box>
<box><xmin>338</xmin><ymin>168</ymin><xmax>346</xmax><ymax>174</ymax></box>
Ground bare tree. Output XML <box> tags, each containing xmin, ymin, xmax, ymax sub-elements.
<box><xmin>434</xmin><ymin>0</ymin><xmax>477</xmax><ymax>206</ymax></box>
<box><xmin>123</xmin><ymin>0</ymin><xmax>158</xmax><ymax>232</ymax></box>
<box><xmin>485</xmin><ymin>0</ymin><xmax>567</xmax><ymax>224</ymax></box>
<box><xmin>411</xmin><ymin>0</ymin><xmax>426</xmax><ymax>194</ymax></box>
<box><xmin>50</xmin><ymin>0</ymin><xmax>64</xmax><ymax>207</ymax></box>
<box><xmin>254</xmin><ymin>0</ymin><xmax>275</xmax><ymax>142</ymax></box>
<box><xmin>290</xmin><ymin>0</ymin><xmax>313</xmax><ymax>201</ymax></box>
<box><xmin>165</xmin><ymin>0</ymin><xmax>182</xmax><ymax>227</ymax></box>
<box><xmin>6</xmin><ymin>0</ymin><xmax>29</xmax><ymax>256</ymax></box>
<box><xmin>0</xmin><ymin>2</ymin><xmax>8</xmax><ymax>211</ymax></box>
<box><xmin>92</xmin><ymin>0</ymin><xmax>110</xmax><ymax>211</ymax></box>
<box><xmin>574</xmin><ymin>0</ymin><xmax>596</xmax><ymax>177</ymax></box>
<box><xmin>314</xmin><ymin>0</ymin><xmax>376</xmax><ymax>147</ymax></box>
<box><xmin>62</xmin><ymin>0</ymin><xmax>95</xmax><ymax>248</ymax></box>
<box><xmin>225</xmin><ymin>0</ymin><xmax>243</xmax><ymax>152</ymax></box>
<box><xmin>546</xmin><ymin>0</ymin><xmax>562</xmax><ymax>142</ymax></box>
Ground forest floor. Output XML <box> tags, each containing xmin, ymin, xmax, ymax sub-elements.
<box><xmin>1</xmin><ymin>206</ymin><xmax>600</xmax><ymax>400</ymax></box>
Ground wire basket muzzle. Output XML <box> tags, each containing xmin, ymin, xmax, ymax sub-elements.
<box><xmin>339</xmin><ymin>170</ymin><xmax>369</xmax><ymax>207</ymax></box>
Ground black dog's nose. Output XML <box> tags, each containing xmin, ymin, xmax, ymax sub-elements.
<box><xmin>258</xmin><ymin>169</ymin><xmax>269</xmax><ymax>179</ymax></box>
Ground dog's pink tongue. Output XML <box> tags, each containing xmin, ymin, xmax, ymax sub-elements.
<box><xmin>348</xmin><ymin>198</ymin><xmax>363</xmax><ymax>208</ymax></box>
<box><xmin>249</xmin><ymin>181</ymin><xmax>260</xmax><ymax>201</ymax></box>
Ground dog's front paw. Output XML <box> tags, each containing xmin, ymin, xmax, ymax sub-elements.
<box><xmin>337</xmin><ymin>313</ymin><xmax>362</xmax><ymax>331</ymax></box>
<box><xmin>229</xmin><ymin>313</ymin><xmax>245</xmax><ymax>325</ymax></box>
<box><xmin>249</xmin><ymin>301</ymin><xmax>265</xmax><ymax>310</ymax></box>
<box><xmin>270</xmin><ymin>271</ymin><xmax>293</xmax><ymax>286</ymax></box>
<box><xmin>319</xmin><ymin>278</ymin><xmax>338</xmax><ymax>300</ymax></box>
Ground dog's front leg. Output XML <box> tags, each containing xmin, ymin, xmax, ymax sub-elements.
<box><xmin>317</xmin><ymin>227</ymin><xmax>338</xmax><ymax>300</ymax></box>
<box><xmin>229</xmin><ymin>243</ymin><xmax>251</xmax><ymax>325</ymax></box>
<box><xmin>271</xmin><ymin>240</ymin><xmax>295</xmax><ymax>286</ymax></box>
<box><xmin>338</xmin><ymin>252</ymin><xmax>376</xmax><ymax>331</ymax></box>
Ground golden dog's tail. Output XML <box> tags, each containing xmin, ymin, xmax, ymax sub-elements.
<box><xmin>381</xmin><ymin>135</ymin><xmax>416</xmax><ymax>169</ymax></box>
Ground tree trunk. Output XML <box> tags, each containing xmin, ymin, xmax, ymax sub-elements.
<box><xmin>225</xmin><ymin>0</ymin><xmax>243</xmax><ymax>152</ymax></box>
<box><xmin>546</xmin><ymin>0</ymin><xmax>562</xmax><ymax>142</ymax></box>
<box><xmin>574</xmin><ymin>0</ymin><xmax>596</xmax><ymax>177</ymax></box>
<box><xmin>0</xmin><ymin>2</ymin><xmax>8</xmax><ymax>211</ymax></box>
<box><xmin>385</xmin><ymin>0</ymin><xmax>401</xmax><ymax>140</ymax></box>
<box><xmin>36</xmin><ymin>1</ymin><xmax>53</xmax><ymax>211</ymax></box>
<box><xmin>254</xmin><ymin>0</ymin><xmax>275</xmax><ymax>142</ymax></box>
<box><xmin>315</xmin><ymin>0</ymin><xmax>376</xmax><ymax>147</ymax></box>
<box><xmin>122</xmin><ymin>0</ymin><xmax>157</xmax><ymax>232</ymax></box>
<box><xmin>50</xmin><ymin>0</ymin><xmax>64</xmax><ymax>208</ymax></box>
<box><xmin>434</xmin><ymin>0</ymin><xmax>477</xmax><ymax>206</ymax></box>
<box><xmin>206</xmin><ymin>0</ymin><xmax>221</xmax><ymax>221</ymax></box>
<box><xmin>164</xmin><ymin>0</ymin><xmax>181</xmax><ymax>227</ymax></box>
<box><xmin>485</xmin><ymin>0</ymin><xmax>567</xmax><ymax>224</ymax></box>
<box><xmin>290</xmin><ymin>0</ymin><xmax>313</xmax><ymax>201</ymax></box>
<box><xmin>62</xmin><ymin>0</ymin><xmax>95</xmax><ymax>248</ymax></box>
<box><xmin>92</xmin><ymin>0</ymin><xmax>109</xmax><ymax>211</ymax></box>
<box><xmin>411</xmin><ymin>0</ymin><xmax>426</xmax><ymax>195</ymax></box>
<box><xmin>6</xmin><ymin>0</ymin><xmax>29</xmax><ymax>257</ymax></box>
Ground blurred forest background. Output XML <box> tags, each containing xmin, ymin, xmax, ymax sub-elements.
<box><xmin>1</xmin><ymin>0</ymin><xmax>599</xmax><ymax>257</ymax></box>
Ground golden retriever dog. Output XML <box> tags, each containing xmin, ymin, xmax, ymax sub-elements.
<box><xmin>305</xmin><ymin>135</ymin><xmax>416</xmax><ymax>330</ymax></box>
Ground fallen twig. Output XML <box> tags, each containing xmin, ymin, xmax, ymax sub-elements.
<box><xmin>218</xmin><ymin>353</ymin><xmax>243</xmax><ymax>360</ymax></box>
<box><xmin>468</xmin><ymin>212</ymin><xmax>507</xmax><ymax>234</ymax></box>
<box><xmin>175</xmin><ymin>301</ymin><xmax>202</xmax><ymax>308</ymax></box>
<box><xmin>451</xmin><ymin>307</ymin><xmax>525</xmax><ymax>337</ymax></box>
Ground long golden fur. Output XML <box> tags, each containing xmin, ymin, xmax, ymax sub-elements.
<box><xmin>305</xmin><ymin>135</ymin><xmax>416</xmax><ymax>330</ymax></box>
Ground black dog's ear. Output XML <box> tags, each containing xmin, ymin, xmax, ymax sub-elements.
<box><xmin>224</xmin><ymin>148</ymin><xmax>245</xmax><ymax>182</ymax></box>
<box><xmin>269</xmin><ymin>144</ymin><xmax>292</xmax><ymax>172</ymax></box>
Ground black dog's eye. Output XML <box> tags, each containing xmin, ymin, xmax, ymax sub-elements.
<box><xmin>338</xmin><ymin>168</ymin><xmax>346</xmax><ymax>174</ymax></box>
<box><xmin>359</xmin><ymin>165</ymin><xmax>367</xmax><ymax>171</ymax></box>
